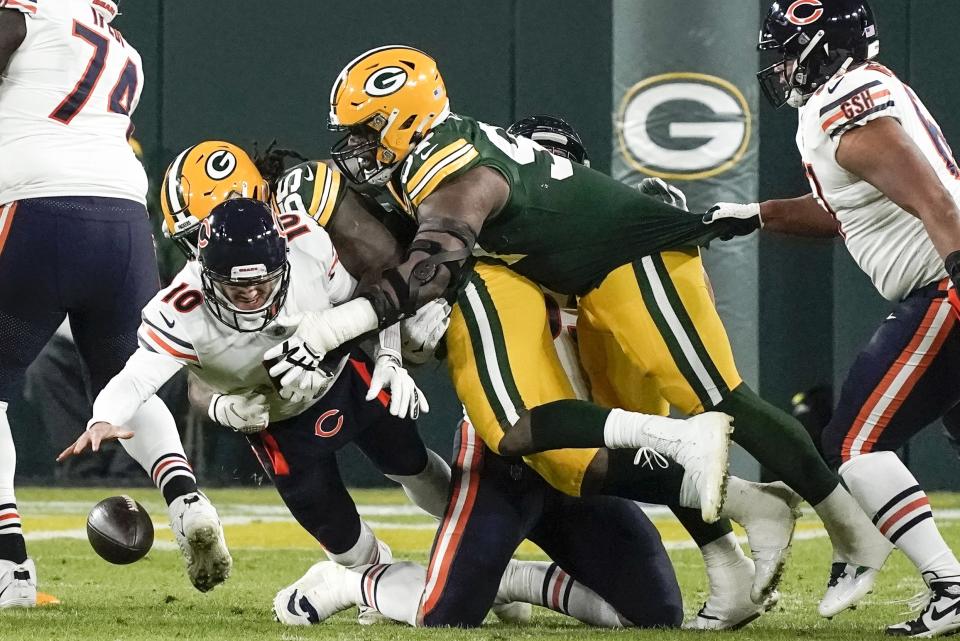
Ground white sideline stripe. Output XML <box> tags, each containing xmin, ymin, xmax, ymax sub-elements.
<box><xmin>25</xmin><ymin>525</ymin><xmax>829</xmax><ymax>551</ymax></box>
<box><xmin>19</xmin><ymin>501</ymin><xmax>430</xmax><ymax>517</ymax></box>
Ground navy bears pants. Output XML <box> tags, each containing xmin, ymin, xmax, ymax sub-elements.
<box><xmin>249</xmin><ymin>355</ymin><xmax>429</xmax><ymax>555</ymax></box>
<box><xmin>419</xmin><ymin>421</ymin><xmax>682</xmax><ymax>628</ymax></box>
<box><xmin>0</xmin><ymin>197</ymin><xmax>159</xmax><ymax>403</ymax></box>
<box><xmin>823</xmin><ymin>278</ymin><xmax>960</xmax><ymax>467</ymax></box>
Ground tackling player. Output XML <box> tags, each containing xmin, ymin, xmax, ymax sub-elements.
<box><xmin>268</xmin><ymin>45</ymin><xmax>891</xmax><ymax>616</ymax></box>
<box><xmin>0</xmin><ymin>0</ymin><xmax>228</xmax><ymax>604</ymax></box>
<box><xmin>706</xmin><ymin>1</ymin><xmax>960</xmax><ymax>635</ymax></box>
<box><xmin>61</xmin><ymin>198</ymin><xmax>451</xmax><ymax>619</ymax></box>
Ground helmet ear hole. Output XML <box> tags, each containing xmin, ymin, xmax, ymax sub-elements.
<box><xmin>398</xmin><ymin>115</ymin><xmax>417</xmax><ymax>131</ymax></box>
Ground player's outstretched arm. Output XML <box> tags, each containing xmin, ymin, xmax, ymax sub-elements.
<box><xmin>836</xmin><ymin>116</ymin><xmax>960</xmax><ymax>259</ymax></box>
<box><xmin>705</xmin><ymin>194</ymin><xmax>840</xmax><ymax>238</ymax></box>
<box><xmin>0</xmin><ymin>9</ymin><xmax>26</xmax><ymax>72</ymax></box>
<box><xmin>759</xmin><ymin>194</ymin><xmax>841</xmax><ymax>237</ymax></box>
<box><xmin>271</xmin><ymin>167</ymin><xmax>508</xmax><ymax>362</ymax></box>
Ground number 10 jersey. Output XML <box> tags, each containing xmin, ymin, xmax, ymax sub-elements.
<box><xmin>0</xmin><ymin>0</ymin><xmax>147</xmax><ymax>205</ymax></box>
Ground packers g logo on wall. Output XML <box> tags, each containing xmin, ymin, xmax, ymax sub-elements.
<box><xmin>205</xmin><ymin>150</ymin><xmax>237</xmax><ymax>180</ymax></box>
<box><xmin>365</xmin><ymin>67</ymin><xmax>408</xmax><ymax>97</ymax></box>
<box><xmin>617</xmin><ymin>73</ymin><xmax>751</xmax><ymax>181</ymax></box>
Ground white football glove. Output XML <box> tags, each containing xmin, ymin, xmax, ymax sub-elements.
<box><xmin>208</xmin><ymin>391</ymin><xmax>270</xmax><ymax>434</ymax></box>
<box><xmin>366</xmin><ymin>352</ymin><xmax>430</xmax><ymax>420</ymax></box>
<box><xmin>401</xmin><ymin>299</ymin><xmax>451</xmax><ymax>364</ymax></box>
<box><xmin>638</xmin><ymin>177</ymin><xmax>688</xmax><ymax>211</ymax></box>
<box><xmin>264</xmin><ymin>337</ymin><xmax>336</xmax><ymax>400</ymax></box>
<box><xmin>703</xmin><ymin>202</ymin><xmax>763</xmax><ymax>229</ymax></box>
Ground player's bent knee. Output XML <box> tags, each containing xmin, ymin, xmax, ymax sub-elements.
<box><xmin>820</xmin><ymin>420</ymin><xmax>847</xmax><ymax>469</ymax></box>
<box><xmin>496</xmin><ymin>411</ymin><xmax>533</xmax><ymax>457</ymax></box>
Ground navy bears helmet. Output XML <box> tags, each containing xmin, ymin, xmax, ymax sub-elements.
<box><xmin>507</xmin><ymin>115</ymin><xmax>590</xmax><ymax>167</ymax></box>
<box><xmin>198</xmin><ymin>198</ymin><xmax>290</xmax><ymax>332</ymax></box>
<box><xmin>758</xmin><ymin>0</ymin><xmax>879</xmax><ymax>108</ymax></box>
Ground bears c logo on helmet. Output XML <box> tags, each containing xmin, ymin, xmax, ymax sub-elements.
<box><xmin>205</xmin><ymin>150</ymin><xmax>237</xmax><ymax>181</ymax></box>
<box><xmin>785</xmin><ymin>0</ymin><xmax>824</xmax><ymax>26</ymax></box>
<box><xmin>197</xmin><ymin>218</ymin><xmax>212</xmax><ymax>250</ymax></box>
<box><xmin>364</xmin><ymin>67</ymin><xmax>408</xmax><ymax>97</ymax></box>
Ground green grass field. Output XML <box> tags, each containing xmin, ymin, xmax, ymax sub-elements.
<box><xmin>5</xmin><ymin>486</ymin><xmax>960</xmax><ymax>641</ymax></box>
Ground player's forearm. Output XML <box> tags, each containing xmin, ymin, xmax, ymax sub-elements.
<box><xmin>89</xmin><ymin>349</ymin><xmax>182</xmax><ymax>428</ymax></box>
<box><xmin>759</xmin><ymin>194</ymin><xmax>841</xmax><ymax>238</ymax></box>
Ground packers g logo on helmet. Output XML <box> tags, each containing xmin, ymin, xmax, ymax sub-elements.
<box><xmin>329</xmin><ymin>45</ymin><xmax>449</xmax><ymax>186</ymax></box>
<box><xmin>160</xmin><ymin>141</ymin><xmax>269</xmax><ymax>258</ymax></box>
<box><xmin>205</xmin><ymin>150</ymin><xmax>238</xmax><ymax>180</ymax></box>
<box><xmin>364</xmin><ymin>67</ymin><xmax>409</xmax><ymax>97</ymax></box>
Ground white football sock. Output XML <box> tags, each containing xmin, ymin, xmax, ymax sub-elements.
<box><xmin>602</xmin><ymin>408</ymin><xmax>685</xmax><ymax>450</ymax></box>
<box><xmin>326</xmin><ymin>520</ymin><xmax>392</xmax><ymax>567</ymax></box>
<box><xmin>841</xmin><ymin>451</ymin><xmax>960</xmax><ymax>580</ymax></box>
<box><xmin>701</xmin><ymin>532</ymin><xmax>749</xmax><ymax>568</ymax></box>
<box><xmin>0</xmin><ymin>402</ymin><xmax>24</xmax><ymax>558</ymax></box>
<box><xmin>812</xmin><ymin>480</ymin><xmax>892</xmax><ymax>568</ymax></box>
<box><xmin>385</xmin><ymin>449</ymin><xmax>451</xmax><ymax>519</ymax></box>
<box><xmin>120</xmin><ymin>396</ymin><xmax>197</xmax><ymax>502</ymax></box>
<box><xmin>347</xmin><ymin>562</ymin><xmax>426</xmax><ymax>626</ymax></box>
<box><xmin>499</xmin><ymin>560</ymin><xmax>626</xmax><ymax>627</ymax></box>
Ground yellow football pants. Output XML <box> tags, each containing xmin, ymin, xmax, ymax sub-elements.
<box><xmin>446</xmin><ymin>260</ymin><xmax>598</xmax><ymax>496</ymax></box>
<box><xmin>578</xmin><ymin>249</ymin><xmax>742</xmax><ymax>416</ymax></box>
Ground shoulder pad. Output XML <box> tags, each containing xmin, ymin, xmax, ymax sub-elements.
<box><xmin>816</xmin><ymin>66</ymin><xmax>899</xmax><ymax>140</ymax></box>
<box><xmin>399</xmin><ymin>126</ymin><xmax>480</xmax><ymax>208</ymax></box>
<box><xmin>275</xmin><ymin>161</ymin><xmax>347</xmax><ymax>228</ymax></box>
<box><xmin>0</xmin><ymin>0</ymin><xmax>38</xmax><ymax>17</ymax></box>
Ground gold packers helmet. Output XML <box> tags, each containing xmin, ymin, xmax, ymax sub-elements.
<box><xmin>160</xmin><ymin>141</ymin><xmax>270</xmax><ymax>257</ymax></box>
<box><xmin>329</xmin><ymin>45</ymin><xmax>449</xmax><ymax>186</ymax></box>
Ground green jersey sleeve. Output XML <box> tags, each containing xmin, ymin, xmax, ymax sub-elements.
<box><xmin>274</xmin><ymin>160</ymin><xmax>348</xmax><ymax>229</ymax></box>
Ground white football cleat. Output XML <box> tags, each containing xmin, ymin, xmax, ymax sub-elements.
<box><xmin>683</xmin><ymin>556</ymin><xmax>771</xmax><ymax>631</ymax></box>
<box><xmin>732</xmin><ymin>480</ymin><xmax>802</xmax><ymax>604</ymax></box>
<box><xmin>0</xmin><ymin>558</ymin><xmax>36</xmax><ymax>609</ymax></box>
<box><xmin>168</xmin><ymin>492</ymin><xmax>232</xmax><ymax>592</ymax></box>
<box><xmin>274</xmin><ymin>561</ymin><xmax>354</xmax><ymax>625</ymax></box>
<box><xmin>886</xmin><ymin>574</ymin><xmax>960</xmax><ymax>637</ymax></box>
<box><xmin>675</xmin><ymin>412</ymin><xmax>734</xmax><ymax>524</ymax></box>
<box><xmin>491</xmin><ymin>600</ymin><xmax>533</xmax><ymax>625</ymax></box>
<box><xmin>493</xmin><ymin>559</ymin><xmax>533</xmax><ymax>624</ymax></box>
<box><xmin>818</xmin><ymin>562</ymin><xmax>878</xmax><ymax>618</ymax></box>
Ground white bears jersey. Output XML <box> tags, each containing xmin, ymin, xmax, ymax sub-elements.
<box><xmin>797</xmin><ymin>62</ymin><xmax>958</xmax><ymax>301</ymax></box>
<box><xmin>91</xmin><ymin>215</ymin><xmax>356</xmax><ymax>427</ymax></box>
<box><xmin>0</xmin><ymin>0</ymin><xmax>148</xmax><ymax>204</ymax></box>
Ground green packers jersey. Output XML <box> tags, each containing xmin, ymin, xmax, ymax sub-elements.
<box><xmin>274</xmin><ymin>160</ymin><xmax>347</xmax><ymax>228</ymax></box>
<box><xmin>392</xmin><ymin>114</ymin><xmax>727</xmax><ymax>294</ymax></box>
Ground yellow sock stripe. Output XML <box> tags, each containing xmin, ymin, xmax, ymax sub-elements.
<box><xmin>406</xmin><ymin>139</ymin><xmax>470</xmax><ymax>196</ymax></box>
<box><xmin>310</xmin><ymin>165</ymin><xmax>342</xmax><ymax>228</ymax></box>
<box><xmin>411</xmin><ymin>146</ymin><xmax>479</xmax><ymax>207</ymax></box>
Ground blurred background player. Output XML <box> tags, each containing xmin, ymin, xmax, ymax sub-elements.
<box><xmin>707</xmin><ymin>0</ymin><xmax>960</xmax><ymax>635</ymax></box>
<box><xmin>62</xmin><ymin>198</ymin><xmax>451</xmax><ymax>624</ymax></box>
<box><xmin>0</xmin><ymin>0</ymin><xmax>227</xmax><ymax>605</ymax></box>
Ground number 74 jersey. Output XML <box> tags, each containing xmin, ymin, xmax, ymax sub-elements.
<box><xmin>0</xmin><ymin>0</ymin><xmax>147</xmax><ymax>205</ymax></box>
<box><xmin>390</xmin><ymin>113</ymin><xmax>727</xmax><ymax>296</ymax></box>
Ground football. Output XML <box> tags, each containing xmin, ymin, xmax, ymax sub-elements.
<box><xmin>86</xmin><ymin>495</ymin><xmax>155</xmax><ymax>565</ymax></box>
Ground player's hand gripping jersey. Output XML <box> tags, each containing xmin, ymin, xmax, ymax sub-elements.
<box><xmin>390</xmin><ymin>114</ymin><xmax>730</xmax><ymax>295</ymax></box>
<box><xmin>91</xmin><ymin>218</ymin><xmax>356</xmax><ymax>427</ymax></box>
<box><xmin>0</xmin><ymin>0</ymin><xmax>147</xmax><ymax>204</ymax></box>
<box><xmin>799</xmin><ymin>63</ymin><xmax>959</xmax><ymax>301</ymax></box>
